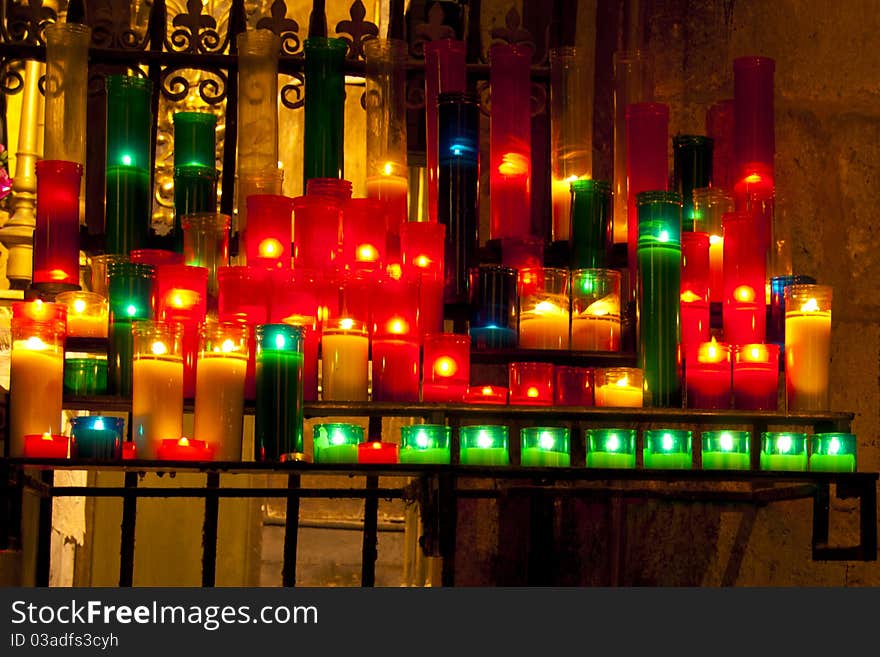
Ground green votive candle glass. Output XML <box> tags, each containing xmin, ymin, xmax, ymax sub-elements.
<box><xmin>587</xmin><ymin>428</ymin><xmax>636</xmax><ymax>468</ymax></box>
<box><xmin>255</xmin><ymin>324</ymin><xmax>304</xmax><ymax>461</ymax></box>
<box><xmin>313</xmin><ymin>423</ymin><xmax>363</xmax><ymax>463</ymax></box>
<box><xmin>569</xmin><ymin>179</ymin><xmax>612</xmax><ymax>269</ymax></box>
<box><xmin>108</xmin><ymin>262</ymin><xmax>155</xmax><ymax>396</ymax></box>
<box><xmin>701</xmin><ymin>430</ymin><xmax>751</xmax><ymax>470</ymax></box>
<box><xmin>459</xmin><ymin>425</ymin><xmax>510</xmax><ymax>466</ymax></box>
<box><xmin>64</xmin><ymin>355</ymin><xmax>108</xmax><ymax>395</ymax></box>
<box><xmin>173</xmin><ymin>111</ymin><xmax>217</xmax><ymax>169</ymax></box>
<box><xmin>643</xmin><ymin>429</ymin><xmax>693</xmax><ymax>469</ymax></box>
<box><xmin>400</xmin><ymin>424</ymin><xmax>451</xmax><ymax>464</ymax></box>
<box><xmin>810</xmin><ymin>433</ymin><xmax>857</xmax><ymax>473</ymax></box>
<box><xmin>303</xmin><ymin>37</ymin><xmax>347</xmax><ymax>186</ymax></box>
<box><xmin>520</xmin><ymin>427</ymin><xmax>571</xmax><ymax>467</ymax></box>
<box><xmin>173</xmin><ymin>166</ymin><xmax>218</xmax><ymax>253</ymax></box>
<box><xmin>760</xmin><ymin>432</ymin><xmax>808</xmax><ymax>471</ymax></box>
<box><xmin>637</xmin><ymin>191</ymin><xmax>683</xmax><ymax>407</ymax></box>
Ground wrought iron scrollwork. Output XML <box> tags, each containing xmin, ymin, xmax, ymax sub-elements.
<box><xmin>167</xmin><ymin>0</ymin><xmax>225</xmax><ymax>54</ymax></box>
<box><xmin>4</xmin><ymin>0</ymin><xmax>57</xmax><ymax>45</ymax></box>
<box><xmin>160</xmin><ymin>66</ymin><xmax>228</xmax><ymax>105</ymax></box>
<box><xmin>279</xmin><ymin>73</ymin><xmax>304</xmax><ymax>110</ymax></box>
<box><xmin>335</xmin><ymin>0</ymin><xmax>378</xmax><ymax>61</ymax></box>
<box><xmin>89</xmin><ymin>1</ymin><xmax>147</xmax><ymax>50</ymax></box>
<box><xmin>489</xmin><ymin>7</ymin><xmax>536</xmax><ymax>52</ymax></box>
<box><xmin>256</xmin><ymin>0</ymin><xmax>301</xmax><ymax>56</ymax></box>
<box><xmin>405</xmin><ymin>71</ymin><xmax>425</xmax><ymax>111</ymax></box>
<box><xmin>0</xmin><ymin>59</ymin><xmax>24</xmax><ymax>95</ymax></box>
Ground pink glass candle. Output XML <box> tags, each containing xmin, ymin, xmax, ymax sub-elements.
<box><xmin>371</xmin><ymin>338</ymin><xmax>420</xmax><ymax>402</ymax></box>
<box><xmin>681</xmin><ymin>232</ymin><xmax>710</xmax><ymax>351</ymax></box>
<box><xmin>465</xmin><ymin>385</ymin><xmax>509</xmax><ymax>405</ymax></box>
<box><xmin>509</xmin><ymin>362</ymin><xmax>554</xmax><ymax>406</ymax></box>
<box><xmin>422</xmin><ymin>333</ymin><xmax>470</xmax><ymax>402</ymax></box>
<box><xmin>685</xmin><ymin>340</ymin><xmax>732</xmax><ymax>409</ymax></box>
<box><xmin>722</xmin><ymin>211</ymin><xmax>766</xmax><ymax>345</ymax></box>
<box><xmin>489</xmin><ymin>43</ymin><xmax>534</xmax><ymax>240</ymax></box>
<box><xmin>554</xmin><ymin>365</ymin><xmax>594</xmax><ymax>406</ymax></box>
<box><xmin>733</xmin><ymin>343</ymin><xmax>779</xmax><ymax>410</ymax></box>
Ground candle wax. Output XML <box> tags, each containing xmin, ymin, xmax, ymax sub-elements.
<box><xmin>520</xmin><ymin>448</ymin><xmax>570</xmax><ymax>467</ymax></box>
<box><xmin>67</xmin><ymin>314</ymin><xmax>109</xmax><ymax>338</ymax></box>
<box><xmin>519</xmin><ymin>299</ymin><xmax>570</xmax><ymax>350</ymax></box>
<box><xmin>701</xmin><ymin>451</ymin><xmax>750</xmax><ymax>470</ymax></box>
<box><xmin>643</xmin><ymin>452</ymin><xmax>692</xmax><ymax>469</ymax></box>
<box><xmin>371</xmin><ymin>339</ymin><xmax>420</xmax><ymax>402</ymax></box>
<box><xmin>760</xmin><ymin>453</ymin><xmax>807</xmax><ymax>472</ymax></box>
<box><xmin>366</xmin><ymin>175</ymin><xmax>408</xmax><ymax>235</ymax></box>
<box><xmin>357</xmin><ymin>442</ymin><xmax>399</xmax><ymax>464</ymax></box>
<box><xmin>460</xmin><ymin>447</ymin><xmax>509</xmax><ymax>466</ymax></box>
<box><xmin>686</xmin><ymin>367</ymin><xmax>731</xmax><ymax>409</ymax></box>
<box><xmin>24</xmin><ymin>434</ymin><xmax>69</xmax><ymax>459</ymax></box>
<box><xmin>733</xmin><ymin>363</ymin><xmax>778</xmax><ymax>410</ymax></box>
<box><xmin>785</xmin><ymin>311</ymin><xmax>831</xmax><ymax>411</ymax></box>
<box><xmin>321</xmin><ymin>332</ymin><xmax>369</xmax><ymax>401</ymax></box>
<box><xmin>255</xmin><ymin>349</ymin><xmax>304</xmax><ymax>460</ymax></box>
<box><xmin>809</xmin><ymin>454</ymin><xmax>856</xmax><ymax>473</ymax></box>
<box><xmin>595</xmin><ymin>383</ymin><xmax>642</xmax><ymax>407</ymax></box>
<box><xmin>399</xmin><ymin>448</ymin><xmax>451</xmax><ymax>464</ymax></box>
<box><xmin>157</xmin><ymin>438</ymin><xmax>212</xmax><ymax>461</ymax></box>
<box><xmin>10</xmin><ymin>347</ymin><xmax>63</xmax><ymax>456</ymax></box>
<box><xmin>571</xmin><ymin>315</ymin><xmax>620</xmax><ymax>351</ymax></box>
<box><xmin>132</xmin><ymin>356</ymin><xmax>184</xmax><ymax>459</ymax></box>
<box><xmin>587</xmin><ymin>451</ymin><xmax>636</xmax><ymax>469</ymax></box>
<box><xmin>316</xmin><ymin>443</ymin><xmax>359</xmax><ymax>464</ymax></box>
<box><xmin>194</xmin><ymin>353</ymin><xmax>247</xmax><ymax>461</ymax></box>
<box><xmin>551</xmin><ymin>177</ymin><xmax>574</xmax><ymax>241</ymax></box>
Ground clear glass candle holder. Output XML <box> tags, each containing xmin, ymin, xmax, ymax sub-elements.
<box><xmin>55</xmin><ymin>291</ymin><xmax>109</xmax><ymax>338</ymax></box>
<box><xmin>587</xmin><ymin>428</ymin><xmax>636</xmax><ymax>469</ymax></box>
<box><xmin>701</xmin><ymin>430</ymin><xmax>751</xmax><ymax>470</ymax></box>
<box><xmin>517</xmin><ymin>267</ymin><xmax>571</xmax><ymax>350</ymax></box>
<box><xmin>594</xmin><ymin>367</ymin><xmax>643</xmax><ymax>407</ymax></box>
<box><xmin>760</xmin><ymin>431</ymin><xmax>808</xmax><ymax>471</ymax></box>
<box><xmin>810</xmin><ymin>433</ymin><xmax>857</xmax><ymax>473</ymax></box>
<box><xmin>785</xmin><ymin>284</ymin><xmax>832</xmax><ymax>412</ymax></box>
<box><xmin>182</xmin><ymin>212</ymin><xmax>230</xmax><ymax>311</ymax></box>
<box><xmin>400</xmin><ymin>424</ymin><xmax>452</xmax><ymax>464</ymax></box>
<box><xmin>321</xmin><ymin>318</ymin><xmax>369</xmax><ymax>401</ymax></box>
<box><xmin>520</xmin><ymin>427</ymin><xmax>570</xmax><ymax>467</ymax></box>
<box><xmin>570</xmin><ymin>268</ymin><xmax>621</xmax><ymax>351</ymax></box>
<box><xmin>643</xmin><ymin>429</ymin><xmax>693</xmax><ymax>469</ymax></box>
<box><xmin>459</xmin><ymin>425</ymin><xmax>510</xmax><ymax>466</ymax></box>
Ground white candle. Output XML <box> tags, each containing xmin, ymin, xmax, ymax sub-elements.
<box><xmin>321</xmin><ymin>321</ymin><xmax>370</xmax><ymax>401</ymax></box>
<box><xmin>518</xmin><ymin>296</ymin><xmax>570</xmax><ymax>349</ymax></box>
<box><xmin>133</xmin><ymin>355</ymin><xmax>184</xmax><ymax>458</ymax></box>
<box><xmin>785</xmin><ymin>307</ymin><xmax>831</xmax><ymax>411</ymax></box>
<box><xmin>193</xmin><ymin>353</ymin><xmax>247</xmax><ymax>460</ymax></box>
<box><xmin>9</xmin><ymin>340</ymin><xmax>63</xmax><ymax>456</ymax></box>
<box><xmin>595</xmin><ymin>378</ymin><xmax>643</xmax><ymax>407</ymax></box>
<box><xmin>708</xmin><ymin>234</ymin><xmax>723</xmax><ymax>303</ymax></box>
<box><xmin>571</xmin><ymin>293</ymin><xmax>621</xmax><ymax>351</ymax></box>
<box><xmin>551</xmin><ymin>176</ymin><xmax>578</xmax><ymax>241</ymax></box>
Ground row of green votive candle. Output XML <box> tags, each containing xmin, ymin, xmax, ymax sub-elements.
<box><xmin>311</xmin><ymin>424</ymin><xmax>857</xmax><ymax>472</ymax></box>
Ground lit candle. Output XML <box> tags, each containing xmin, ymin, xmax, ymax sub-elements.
<box><xmin>722</xmin><ymin>211</ymin><xmax>766</xmax><ymax>345</ymax></box>
<box><xmin>509</xmin><ymin>362</ymin><xmax>555</xmax><ymax>406</ymax></box>
<box><xmin>342</xmin><ymin>198</ymin><xmax>386</xmax><ymax>271</ymax></box>
<box><xmin>56</xmin><ymin>291</ymin><xmax>109</xmax><ymax>338</ymax></box>
<box><xmin>785</xmin><ymin>285</ymin><xmax>832</xmax><ymax>411</ymax></box>
<box><xmin>517</xmin><ymin>267</ymin><xmax>570</xmax><ymax>350</ymax></box>
<box><xmin>321</xmin><ymin>318</ymin><xmax>369</xmax><ymax>401</ymax></box>
<box><xmin>732</xmin><ymin>343</ymin><xmax>779</xmax><ymax>410</ymax></box>
<box><xmin>810</xmin><ymin>433</ymin><xmax>857</xmax><ymax>473</ymax></box>
<box><xmin>70</xmin><ymin>416</ymin><xmax>125</xmax><ymax>460</ymax></box>
<box><xmin>680</xmin><ymin>232</ymin><xmax>710</xmax><ymax>351</ymax></box>
<box><xmin>157</xmin><ymin>436</ymin><xmax>214</xmax><ymax>461</ymax></box>
<box><xmin>465</xmin><ymin>385</ymin><xmax>508</xmax><ymax>405</ymax></box>
<box><xmin>490</xmin><ymin>151</ymin><xmax>531</xmax><ymax>240</ymax></box>
<box><xmin>685</xmin><ymin>339</ymin><xmax>731</xmax><ymax>409</ymax></box>
<box><xmin>586</xmin><ymin>429</ymin><xmax>636</xmax><ymax>469</ymax></box>
<box><xmin>551</xmin><ymin>176</ymin><xmax>579</xmax><ymax>242</ymax></box>
<box><xmin>193</xmin><ymin>322</ymin><xmax>248</xmax><ymax>461</ymax></box>
<box><xmin>399</xmin><ymin>424</ymin><xmax>451</xmax><ymax>464</ymax></box>
<box><xmin>693</xmin><ymin>187</ymin><xmax>735</xmax><ymax>305</ymax></box>
<box><xmin>132</xmin><ymin>322</ymin><xmax>184</xmax><ymax>459</ymax></box>
<box><xmin>358</xmin><ymin>441</ymin><xmax>399</xmax><ymax>464</ymax></box>
<box><xmin>371</xmin><ymin>338</ymin><xmax>421</xmax><ymax>402</ymax></box>
<box><xmin>255</xmin><ymin>324</ymin><xmax>305</xmax><ymax>461</ymax></box>
<box><xmin>245</xmin><ymin>194</ymin><xmax>295</xmax><ymax>269</ymax></box>
<box><xmin>760</xmin><ymin>432</ymin><xmax>807</xmax><ymax>471</ymax></box>
<box><xmin>701</xmin><ymin>430</ymin><xmax>751</xmax><ymax>470</ymax></box>
<box><xmin>23</xmin><ymin>432</ymin><xmax>69</xmax><ymax>459</ymax></box>
<box><xmin>459</xmin><ymin>425</ymin><xmax>510</xmax><ymax>466</ymax></box>
<box><xmin>520</xmin><ymin>427</ymin><xmax>570</xmax><ymax>467</ymax></box>
<box><xmin>643</xmin><ymin>430</ymin><xmax>693</xmax><ymax>469</ymax></box>
<box><xmin>372</xmin><ymin>275</ymin><xmax>419</xmax><ymax>341</ymax></box>
<box><xmin>570</xmin><ymin>269</ymin><xmax>621</xmax><ymax>351</ymax></box>
<box><xmin>594</xmin><ymin>367</ymin><xmax>643</xmax><ymax>408</ymax></box>
<box><xmin>422</xmin><ymin>333</ymin><xmax>470</xmax><ymax>402</ymax></box>
<box><xmin>313</xmin><ymin>423</ymin><xmax>363</xmax><ymax>463</ymax></box>
<box><xmin>366</xmin><ymin>169</ymin><xmax>408</xmax><ymax>237</ymax></box>
<box><xmin>122</xmin><ymin>442</ymin><xmax>137</xmax><ymax>460</ymax></box>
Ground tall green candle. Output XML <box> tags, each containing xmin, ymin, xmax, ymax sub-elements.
<box><xmin>760</xmin><ymin>432</ymin><xmax>808</xmax><ymax>471</ymax></box>
<box><xmin>810</xmin><ymin>433</ymin><xmax>857</xmax><ymax>473</ymax></box>
<box><xmin>107</xmin><ymin>262</ymin><xmax>154</xmax><ymax>396</ymax></box>
<box><xmin>173</xmin><ymin>111</ymin><xmax>217</xmax><ymax>169</ymax></box>
<box><xmin>303</xmin><ymin>37</ymin><xmax>347</xmax><ymax>187</ymax></box>
<box><xmin>587</xmin><ymin>428</ymin><xmax>636</xmax><ymax>468</ymax></box>
<box><xmin>255</xmin><ymin>324</ymin><xmax>304</xmax><ymax>461</ymax></box>
<box><xmin>637</xmin><ymin>191</ymin><xmax>683</xmax><ymax>407</ymax></box>
<box><xmin>569</xmin><ymin>179</ymin><xmax>612</xmax><ymax>269</ymax></box>
<box><xmin>173</xmin><ymin>165</ymin><xmax>217</xmax><ymax>253</ymax></box>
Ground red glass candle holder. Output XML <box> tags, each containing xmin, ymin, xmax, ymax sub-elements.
<box><xmin>401</xmin><ymin>222</ymin><xmax>446</xmax><ymax>337</ymax></box>
<box><xmin>681</xmin><ymin>232</ymin><xmax>710</xmax><ymax>351</ymax></box>
<box><xmin>269</xmin><ymin>270</ymin><xmax>321</xmax><ymax>401</ymax></box>
<box><xmin>625</xmin><ymin>102</ymin><xmax>669</xmax><ymax>288</ymax></box>
<box><xmin>422</xmin><ymin>333</ymin><xmax>470</xmax><ymax>402</ymax></box>
<box><xmin>341</xmin><ymin>198</ymin><xmax>386</xmax><ymax>272</ymax></box>
<box><xmin>372</xmin><ymin>274</ymin><xmax>420</xmax><ymax>341</ymax></box>
<box><xmin>245</xmin><ymin>194</ymin><xmax>294</xmax><ymax>269</ymax></box>
<box><xmin>501</xmin><ymin>236</ymin><xmax>544</xmax><ymax>271</ymax></box>
<box><xmin>122</xmin><ymin>442</ymin><xmax>137</xmax><ymax>460</ymax></box>
<box><xmin>131</xmin><ymin>249</ymin><xmax>185</xmax><ymax>268</ymax></box>
<box><xmin>24</xmin><ymin>433</ymin><xmax>69</xmax><ymax>458</ymax></box>
<box><xmin>156</xmin><ymin>265</ymin><xmax>208</xmax><ymax>324</ymax></box>
<box><xmin>33</xmin><ymin>160</ymin><xmax>83</xmax><ymax>287</ymax></box>
<box><xmin>489</xmin><ymin>43</ymin><xmax>534</xmax><ymax>241</ymax></box>
<box><xmin>509</xmin><ymin>362</ymin><xmax>554</xmax><ymax>406</ymax></box>
<box><xmin>294</xmin><ymin>193</ymin><xmax>343</xmax><ymax>272</ymax></box>
<box><xmin>465</xmin><ymin>385</ymin><xmax>509</xmax><ymax>405</ymax></box>
<box><xmin>733</xmin><ymin>343</ymin><xmax>779</xmax><ymax>410</ymax></box>
<box><xmin>157</xmin><ymin>436</ymin><xmax>215</xmax><ymax>461</ymax></box>
<box><xmin>357</xmin><ymin>440</ymin><xmax>399</xmax><ymax>464</ymax></box>
<box><xmin>706</xmin><ymin>99</ymin><xmax>735</xmax><ymax>190</ymax></box>
<box><xmin>685</xmin><ymin>340</ymin><xmax>732</xmax><ymax>409</ymax></box>
<box><xmin>734</xmin><ymin>56</ymin><xmax>775</xmax><ymax>179</ymax></box>
<box><xmin>331</xmin><ymin>270</ymin><xmax>375</xmax><ymax>336</ymax></box>
<box><xmin>733</xmin><ymin>161</ymin><xmax>774</xmax><ymax>264</ymax></box>
<box><xmin>722</xmin><ymin>211</ymin><xmax>766</xmax><ymax>345</ymax></box>
<box><xmin>218</xmin><ymin>266</ymin><xmax>269</xmax><ymax>401</ymax></box>
<box><xmin>371</xmin><ymin>337</ymin><xmax>420</xmax><ymax>402</ymax></box>
<box><xmin>554</xmin><ymin>365</ymin><xmax>594</xmax><ymax>406</ymax></box>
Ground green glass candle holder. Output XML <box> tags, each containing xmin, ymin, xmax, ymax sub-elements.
<box><xmin>400</xmin><ymin>424</ymin><xmax>451</xmax><ymax>464</ymax></box>
<box><xmin>701</xmin><ymin>430</ymin><xmax>751</xmax><ymax>470</ymax></box>
<box><xmin>64</xmin><ymin>356</ymin><xmax>108</xmax><ymax>395</ymax></box>
<box><xmin>255</xmin><ymin>324</ymin><xmax>304</xmax><ymax>461</ymax></box>
<box><xmin>313</xmin><ymin>423</ymin><xmax>363</xmax><ymax>463</ymax></box>
<box><xmin>173</xmin><ymin>111</ymin><xmax>217</xmax><ymax>169</ymax></box>
<box><xmin>810</xmin><ymin>433</ymin><xmax>857</xmax><ymax>473</ymax></box>
<box><xmin>108</xmin><ymin>261</ymin><xmax>155</xmax><ymax>321</ymax></box>
<box><xmin>303</xmin><ymin>37</ymin><xmax>347</xmax><ymax>187</ymax></box>
<box><xmin>105</xmin><ymin>165</ymin><xmax>150</xmax><ymax>255</ymax></box>
<box><xmin>520</xmin><ymin>427</ymin><xmax>570</xmax><ymax>467</ymax></box>
<box><xmin>569</xmin><ymin>179</ymin><xmax>612</xmax><ymax>269</ymax></box>
<box><xmin>459</xmin><ymin>425</ymin><xmax>509</xmax><ymax>466</ymax></box>
<box><xmin>760</xmin><ymin>432</ymin><xmax>808</xmax><ymax>471</ymax></box>
<box><xmin>105</xmin><ymin>75</ymin><xmax>152</xmax><ymax>170</ymax></box>
<box><xmin>643</xmin><ymin>429</ymin><xmax>693</xmax><ymax>469</ymax></box>
<box><xmin>173</xmin><ymin>165</ymin><xmax>218</xmax><ymax>253</ymax></box>
<box><xmin>587</xmin><ymin>428</ymin><xmax>636</xmax><ymax>469</ymax></box>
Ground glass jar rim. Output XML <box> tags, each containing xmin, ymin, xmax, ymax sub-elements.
<box><xmin>571</xmin><ymin>178</ymin><xmax>611</xmax><ymax>194</ymax></box>
<box><xmin>105</xmin><ymin>74</ymin><xmax>152</xmax><ymax>93</ymax></box>
<box><xmin>173</xmin><ymin>111</ymin><xmax>217</xmax><ymax>126</ymax></box>
<box><xmin>673</xmin><ymin>134</ymin><xmax>713</xmax><ymax>148</ymax></box>
<box><xmin>636</xmin><ymin>190</ymin><xmax>682</xmax><ymax>205</ymax></box>
<box><xmin>36</xmin><ymin>160</ymin><xmax>83</xmax><ymax>176</ymax></box>
<box><xmin>438</xmin><ymin>91</ymin><xmax>479</xmax><ymax>105</ymax></box>
<box><xmin>304</xmin><ymin>36</ymin><xmax>348</xmax><ymax>53</ymax></box>
<box><xmin>108</xmin><ymin>261</ymin><xmax>155</xmax><ymax>279</ymax></box>
<box><xmin>181</xmin><ymin>212</ymin><xmax>230</xmax><ymax>230</ymax></box>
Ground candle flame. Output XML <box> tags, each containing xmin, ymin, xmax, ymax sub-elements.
<box><xmin>584</xmin><ymin>294</ymin><xmax>619</xmax><ymax>317</ymax></box>
<box><xmin>476</xmin><ymin>430</ymin><xmax>493</xmax><ymax>449</ymax></box>
<box><xmin>777</xmin><ymin>434</ymin><xmax>792</xmax><ymax>454</ymax></box>
<box><xmin>414</xmin><ymin>255</ymin><xmax>431</xmax><ymax>268</ymax></box>
<box><xmin>371</xmin><ymin>441</ymin><xmax>382</xmax><ymax>450</ymax></box>
<box><xmin>661</xmin><ymin>433</ymin><xmax>675</xmax><ymax>451</ymax></box>
<box><xmin>709</xmin><ymin>234</ymin><xmax>723</xmax><ymax>246</ymax></box>
<box><xmin>498</xmin><ymin>152</ymin><xmax>529</xmax><ymax>176</ymax></box>
<box><xmin>357</xmin><ymin>244</ymin><xmax>379</xmax><ymax>262</ymax></box>
<box><xmin>387</xmin><ymin>263</ymin><xmax>402</xmax><ymax>280</ymax></box>
<box><xmin>605</xmin><ymin>433</ymin><xmax>620</xmax><ymax>452</ymax></box>
<box><xmin>93</xmin><ymin>418</ymin><xmax>105</xmax><ymax>430</ymax></box>
<box><xmin>719</xmin><ymin>432</ymin><xmax>734</xmax><ymax>452</ymax></box>
<box><xmin>178</xmin><ymin>437</ymin><xmax>190</xmax><ymax>447</ymax></box>
<box><xmin>415</xmin><ymin>431</ymin><xmax>429</xmax><ymax>449</ymax></box>
<box><xmin>829</xmin><ymin>437</ymin><xmax>840</xmax><ymax>455</ymax></box>
<box><xmin>258</xmin><ymin>238</ymin><xmax>283</xmax><ymax>258</ymax></box>
<box><xmin>151</xmin><ymin>341</ymin><xmax>168</xmax><ymax>356</ymax></box>
<box><xmin>744</xmin><ymin>172</ymin><xmax>763</xmax><ymax>184</ymax></box>
<box><xmin>382</xmin><ymin>162</ymin><xmax>394</xmax><ymax>176</ymax></box>
<box><xmin>533</xmin><ymin>300</ymin><xmax>565</xmax><ymax>315</ymax></box>
<box><xmin>49</xmin><ymin>269</ymin><xmax>68</xmax><ymax>281</ymax></box>
<box><xmin>698</xmin><ymin>338</ymin><xmax>726</xmax><ymax>364</ymax></box>
<box><xmin>42</xmin><ymin>432</ymin><xmax>53</xmax><ymax>441</ymax></box>
<box><xmin>734</xmin><ymin>285</ymin><xmax>756</xmax><ymax>302</ymax></box>
<box><xmin>387</xmin><ymin>318</ymin><xmax>409</xmax><ymax>335</ymax></box>
<box><xmin>73</xmin><ymin>298</ymin><xmax>87</xmax><ymax>314</ymax></box>
<box><xmin>338</xmin><ymin>318</ymin><xmax>355</xmax><ymax>331</ymax></box>
<box><xmin>538</xmin><ymin>431</ymin><xmax>556</xmax><ymax>451</ymax></box>
<box><xmin>615</xmin><ymin>376</ymin><xmax>629</xmax><ymax>388</ymax></box>
<box><xmin>434</xmin><ymin>356</ymin><xmax>457</xmax><ymax>378</ymax></box>
<box><xmin>526</xmin><ymin>386</ymin><xmax>540</xmax><ymax>398</ymax></box>
<box><xmin>220</xmin><ymin>339</ymin><xmax>237</xmax><ymax>353</ymax></box>
<box><xmin>801</xmin><ymin>298</ymin><xmax>820</xmax><ymax>313</ymax></box>
<box><xmin>680</xmin><ymin>290</ymin><xmax>703</xmax><ymax>303</ymax></box>
<box><xmin>168</xmin><ymin>289</ymin><xmax>200</xmax><ymax>309</ymax></box>
<box><xmin>481</xmin><ymin>386</ymin><xmax>494</xmax><ymax>395</ymax></box>
<box><xmin>126</xmin><ymin>304</ymin><xmax>138</xmax><ymax>317</ymax></box>
<box><xmin>23</xmin><ymin>336</ymin><xmax>48</xmax><ymax>350</ymax></box>
<box><xmin>744</xmin><ymin>344</ymin><xmax>769</xmax><ymax>362</ymax></box>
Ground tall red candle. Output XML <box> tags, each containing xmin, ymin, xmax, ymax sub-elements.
<box><xmin>401</xmin><ymin>222</ymin><xmax>446</xmax><ymax>337</ymax></box>
<box><xmin>722</xmin><ymin>211</ymin><xmax>766</xmax><ymax>345</ymax></box>
<box><xmin>218</xmin><ymin>266</ymin><xmax>269</xmax><ymax>400</ymax></box>
<box><xmin>33</xmin><ymin>160</ymin><xmax>83</xmax><ymax>287</ymax></box>
<box><xmin>293</xmin><ymin>180</ymin><xmax>351</xmax><ymax>272</ymax></box>
<box><xmin>685</xmin><ymin>339</ymin><xmax>731</xmax><ymax>409</ymax></box>
<box><xmin>156</xmin><ymin>265</ymin><xmax>208</xmax><ymax>399</ymax></box>
<box><xmin>733</xmin><ymin>343</ymin><xmax>779</xmax><ymax>410</ymax></box>
<box><xmin>509</xmin><ymin>362</ymin><xmax>554</xmax><ymax>406</ymax></box>
<box><xmin>372</xmin><ymin>274</ymin><xmax>420</xmax><ymax>341</ymax></box>
<box><xmin>371</xmin><ymin>338</ymin><xmax>420</xmax><ymax>402</ymax></box>
<box><xmin>422</xmin><ymin>333</ymin><xmax>470</xmax><ymax>402</ymax></box>
<box><xmin>706</xmin><ymin>99</ymin><xmax>735</xmax><ymax>190</ymax></box>
<box><xmin>554</xmin><ymin>365</ymin><xmax>594</xmax><ymax>406</ymax></box>
<box><xmin>341</xmin><ymin>198</ymin><xmax>386</xmax><ymax>272</ymax></box>
<box><xmin>680</xmin><ymin>231</ymin><xmax>710</xmax><ymax>352</ymax></box>
<box><xmin>734</xmin><ymin>56</ymin><xmax>775</xmax><ymax>180</ymax></box>
<box><xmin>246</xmin><ymin>194</ymin><xmax>294</xmax><ymax>269</ymax></box>
<box><xmin>733</xmin><ymin>162</ymin><xmax>774</xmax><ymax>267</ymax></box>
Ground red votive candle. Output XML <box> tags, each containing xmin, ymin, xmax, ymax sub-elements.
<box><xmin>554</xmin><ymin>365</ymin><xmax>594</xmax><ymax>406</ymax></box>
<box><xmin>371</xmin><ymin>338</ymin><xmax>420</xmax><ymax>402</ymax></box>
<box><xmin>33</xmin><ymin>160</ymin><xmax>83</xmax><ymax>287</ymax></box>
<box><xmin>122</xmin><ymin>442</ymin><xmax>137</xmax><ymax>460</ymax></box>
<box><xmin>333</xmin><ymin>270</ymin><xmax>376</xmax><ymax>337</ymax></box>
<box><xmin>733</xmin><ymin>343</ymin><xmax>779</xmax><ymax>410</ymax></box>
<box><xmin>465</xmin><ymin>385</ymin><xmax>509</xmax><ymax>405</ymax></box>
<box><xmin>293</xmin><ymin>192</ymin><xmax>343</xmax><ymax>271</ymax></box>
<box><xmin>24</xmin><ymin>433</ymin><xmax>69</xmax><ymax>459</ymax></box>
<box><xmin>685</xmin><ymin>339</ymin><xmax>732</xmax><ymax>409</ymax></box>
<box><xmin>246</xmin><ymin>194</ymin><xmax>295</xmax><ymax>269</ymax></box>
<box><xmin>358</xmin><ymin>441</ymin><xmax>399</xmax><ymax>464</ymax></box>
<box><xmin>509</xmin><ymin>362</ymin><xmax>555</xmax><ymax>406</ymax></box>
<box><xmin>372</xmin><ymin>274</ymin><xmax>420</xmax><ymax>341</ymax></box>
<box><xmin>156</xmin><ymin>265</ymin><xmax>208</xmax><ymax>323</ymax></box>
<box><xmin>501</xmin><ymin>236</ymin><xmax>545</xmax><ymax>271</ymax></box>
<box><xmin>722</xmin><ymin>211</ymin><xmax>766</xmax><ymax>345</ymax></box>
<box><xmin>268</xmin><ymin>269</ymin><xmax>318</xmax><ymax>323</ymax></box>
<box><xmin>681</xmin><ymin>232</ymin><xmax>710</xmax><ymax>351</ymax></box>
<box><xmin>422</xmin><ymin>333</ymin><xmax>470</xmax><ymax>402</ymax></box>
<box><xmin>341</xmin><ymin>198</ymin><xmax>385</xmax><ymax>272</ymax></box>
<box><xmin>401</xmin><ymin>222</ymin><xmax>446</xmax><ymax>336</ymax></box>
<box><xmin>157</xmin><ymin>436</ymin><xmax>214</xmax><ymax>461</ymax></box>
